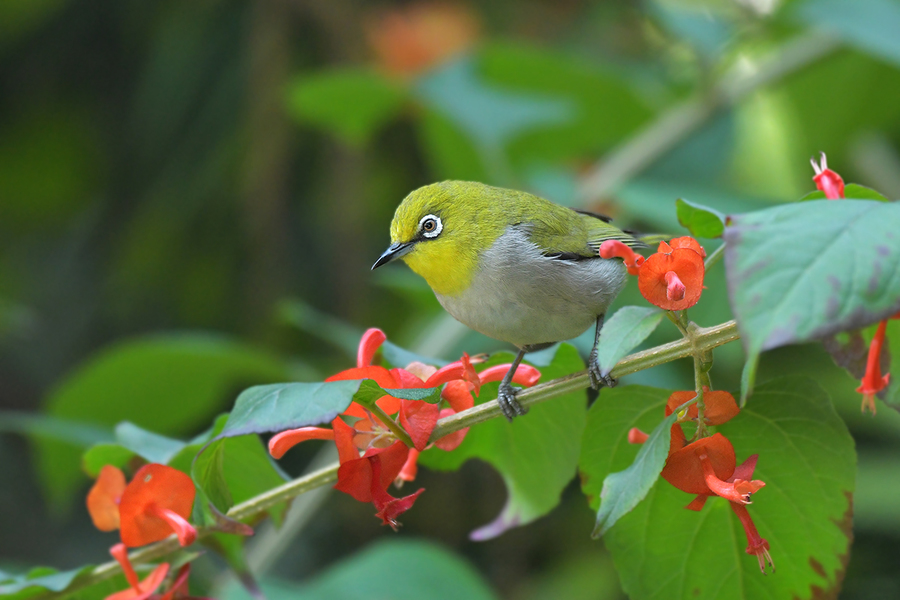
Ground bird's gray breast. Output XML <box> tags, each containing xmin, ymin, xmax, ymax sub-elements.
<box><xmin>435</xmin><ymin>226</ymin><xmax>627</xmax><ymax>348</ymax></box>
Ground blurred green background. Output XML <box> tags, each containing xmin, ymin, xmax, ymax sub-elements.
<box><xmin>2</xmin><ymin>0</ymin><xmax>900</xmax><ymax>598</ymax></box>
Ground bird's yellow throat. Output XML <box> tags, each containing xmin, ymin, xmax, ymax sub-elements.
<box><xmin>401</xmin><ymin>235</ymin><xmax>479</xmax><ymax>297</ymax></box>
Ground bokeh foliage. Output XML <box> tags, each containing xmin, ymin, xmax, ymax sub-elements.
<box><xmin>3</xmin><ymin>0</ymin><xmax>900</xmax><ymax>598</ymax></box>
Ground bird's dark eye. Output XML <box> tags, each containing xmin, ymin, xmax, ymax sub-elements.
<box><xmin>418</xmin><ymin>214</ymin><xmax>442</xmax><ymax>238</ymax></box>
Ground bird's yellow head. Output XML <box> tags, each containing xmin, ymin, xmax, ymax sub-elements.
<box><xmin>372</xmin><ymin>181</ymin><xmax>506</xmax><ymax>296</ymax></box>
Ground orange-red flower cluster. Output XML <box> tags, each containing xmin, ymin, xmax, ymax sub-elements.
<box><xmin>810</xmin><ymin>153</ymin><xmax>897</xmax><ymax>414</ymax></box>
<box><xmin>600</xmin><ymin>237</ymin><xmax>706</xmax><ymax>311</ymax></box>
<box><xmin>366</xmin><ymin>2</ymin><xmax>480</xmax><ymax>78</ymax></box>
<box><xmin>269</xmin><ymin>328</ymin><xmax>540</xmax><ymax>529</ymax></box>
<box><xmin>629</xmin><ymin>389</ymin><xmax>773</xmax><ymax>573</ymax></box>
<box><xmin>87</xmin><ymin>464</ymin><xmax>199</xmax><ymax>600</ymax></box>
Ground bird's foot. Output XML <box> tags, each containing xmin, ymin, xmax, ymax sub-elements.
<box><xmin>588</xmin><ymin>350</ymin><xmax>617</xmax><ymax>390</ymax></box>
<box><xmin>498</xmin><ymin>382</ymin><xmax>528</xmax><ymax>422</ymax></box>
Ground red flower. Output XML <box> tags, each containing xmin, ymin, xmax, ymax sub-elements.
<box><xmin>665</xmin><ymin>388</ymin><xmax>740</xmax><ymax>425</ymax></box>
<box><xmin>629</xmin><ymin>388</ymin><xmax>772</xmax><ymax>573</ymax></box>
<box><xmin>810</xmin><ymin>152</ymin><xmax>845</xmax><ymax>200</ymax></box>
<box><xmin>600</xmin><ymin>237</ymin><xmax>706</xmax><ymax>311</ymax></box>
<box><xmin>107</xmin><ymin>544</ymin><xmax>169</xmax><ymax>600</ymax></box>
<box><xmin>366</xmin><ymin>3</ymin><xmax>480</xmax><ymax>78</ymax></box>
<box><xmin>88</xmin><ymin>464</ymin><xmax>197</xmax><ymax>548</ymax></box>
<box><xmin>268</xmin><ymin>328</ymin><xmax>540</xmax><ymax>527</ymax></box>
<box><xmin>333</xmin><ymin>420</ymin><xmax>424</xmax><ymax>531</ymax></box>
<box><xmin>638</xmin><ymin>238</ymin><xmax>705</xmax><ymax>311</ymax></box>
<box><xmin>857</xmin><ymin>318</ymin><xmax>893</xmax><ymax>415</ymax></box>
<box><xmin>106</xmin><ymin>547</ymin><xmax>207</xmax><ymax>600</ymax></box>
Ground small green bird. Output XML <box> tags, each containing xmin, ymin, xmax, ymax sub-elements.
<box><xmin>372</xmin><ymin>181</ymin><xmax>644</xmax><ymax>421</ymax></box>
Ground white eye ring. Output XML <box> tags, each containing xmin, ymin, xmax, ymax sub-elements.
<box><xmin>419</xmin><ymin>214</ymin><xmax>442</xmax><ymax>238</ymax></box>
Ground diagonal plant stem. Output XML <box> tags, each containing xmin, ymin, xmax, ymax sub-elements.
<box><xmin>577</xmin><ymin>32</ymin><xmax>841</xmax><ymax>202</ymax></box>
<box><xmin>32</xmin><ymin>319</ymin><xmax>739</xmax><ymax>600</ymax></box>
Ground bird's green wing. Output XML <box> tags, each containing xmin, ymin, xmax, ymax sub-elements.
<box><xmin>578</xmin><ymin>210</ymin><xmax>646</xmax><ymax>253</ymax></box>
<box><xmin>524</xmin><ymin>200</ymin><xmax>644</xmax><ymax>258</ymax></box>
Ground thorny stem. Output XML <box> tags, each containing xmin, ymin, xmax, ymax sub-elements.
<box><xmin>33</xmin><ymin>319</ymin><xmax>740</xmax><ymax>600</ymax></box>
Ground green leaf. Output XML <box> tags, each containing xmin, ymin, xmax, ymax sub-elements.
<box><xmin>477</xmin><ymin>41</ymin><xmax>655</xmax><ymax>164</ymax></box>
<box><xmin>418</xmin><ymin>344</ymin><xmax>586</xmax><ymax>539</ymax></box>
<box><xmin>414</xmin><ymin>55</ymin><xmax>571</xmax><ymax>160</ymax></box>
<box><xmin>114</xmin><ymin>422</ymin><xmax>186</xmax><ymax>464</ymax></box>
<box><xmin>219</xmin><ymin>433</ymin><xmax>289</xmax><ymax>524</ymax></box>
<box><xmin>596</xmin><ymin>307</ymin><xmax>665</xmax><ymax>378</ymax></box>
<box><xmin>724</xmin><ymin>200</ymin><xmax>900</xmax><ymax>360</ymax></box>
<box><xmin>675</xmin><ymin>198</ymin><xmax>726</xmax><ymax>238</ymax></box>
<box><xmin>34</xmin><ymin>334</ymin><xmax>288</xmax><ymax>512</ymax></box>
<box><xmin>794</xmin><ymin>0</ymin><xmax>900</xmax><ymax>67</ymax></box>
<box><xmin>799</xmin><ymin>183</ymin><xmax>890</xmax><ymax>202</ymax></box>
<box><xmin>579</xmin><ymin>386</ymin><xmax>668</xmax><ymax>512</ymax></box>
<box><xmin>591</xmin><ymin>402</ymin><xmax>680</xmax><ymax>538</ymax></box>
<box><xmin>220</xmin><ymin>380</ymin><xmax>361</xmax><ymax>439</ymax></box>
<box><xmin>193</xmin><ymin>439</ymin><xmax>233</xmax><ymax>513</ymax></box>
<box><xmin>82</xmin><ymin>444</ymin><xmax>138</xmax><ymax>478</ymax></box>
<box><xmin>222</xmin><ymin>540</ymin><xmax>498</xmax><ymax>600</ymax></box>
<box><xmin>0</xmin><ymin>411</ymin><xmax>112</xmax><ymax>446</ymax></box>
<box><xmin>0</xmin><ymin>565</ymin><xmax>94</xmax><ymax>598</ymax></box>
<box><xmin>352</xmin><ymin>379</ymin><xmax>442</xmax><ymax>408</ymax></box>
<box><xmin>585</xmin><ymin>377</ymin><xmax>855</xmax><ymax>599</ymax></box>
<box><xmin>285</xmin><ymin>68</ymin><xmax>405</xmax><ymax>146</ymax></box>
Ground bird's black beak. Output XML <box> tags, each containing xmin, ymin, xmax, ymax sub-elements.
<box><xmin>372</xmin><ymin>241</ymin><xmax>414</xmax><ymax>270</ymax></box>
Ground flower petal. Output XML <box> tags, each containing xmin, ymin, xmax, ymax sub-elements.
<box><xmin>268</xmin><ymin>427</ymin><xmax>335</xmax><ymax>459</ymax></box>
<box><xmin>399</xmin><ymin>400</ymin><xmax>440</xmax><ymax>451</ymax></box>
<box><xmin>668</xmin><ymin>236</ymin><xmax>706</xmax><ymax>257</ymax></box>
<box><xmin>638</xmin><ymin>248</ymin><xmax>705</xmax><ymax>310</ymax></box>
<box><xmin>357</xmin><ymin>328</ymin><xmax>387</xmax><ymax>368</ymax></box>
<box><xmin>87</xmin><ymin>465</ymin><xmax>127</xmax><ymax>532</ymax></box>
<box><xmin>119</xmin><ymin>464</ymin><xmax>196</xmax><ymax>548</ymax></box>
<box><xmin>441</xmin><ymin>380</ymin><xmax>474</xmax><ymax>413</ymax></box>
<box><xmin>477</xmin><ymin>364</ymin><xmax>541</xmax><ymax>387</ymax></box>
<box><xmin>334</xmin><ymin>440</ymin><xmax>409</xmax><ymax>503</ymax></box>
<box><xmin>661</xmin><ymin>433</ymin><xmax>735</xmax><ymax>495</ymax></box>
<box><xmin>326</xmin><ymin>365</ymin><xmax>398</xmax><ymax>389</ymax></box>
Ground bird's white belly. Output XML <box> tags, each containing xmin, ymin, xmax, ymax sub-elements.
<box><xmin>435</xmin><ymin>227</ymin><xmax>626</xmax><ymax>348</ymax></box>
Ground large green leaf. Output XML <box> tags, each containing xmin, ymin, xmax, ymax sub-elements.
<box><xmin>35</xmin><ymin>334</ymin><xmax>289</xmax><ymax>511</ymax></box>
<box><xmin>219</xmin><ymin>380</ymin><xmax>361</xmax><ymax>439</ymax></box>
<box><xmin>581</xmin><ymin>378</ymin><xmax>855</xmax><ymax>599</ymax></box>
<box><xmin>223</xmin><ymin>540</ymin><xmax>498</xmax><ymax>600</ymax></box>
<box><xmin>418</xmin><ymin>344</ymin><xmax>586</xmax><ymax>539</ymax></box>
<box><xmin>724</xmin><ymin>200</ymin><xmax>900</xmax><ymax>362</ymax></box>
<box><xmin>285</xmin><ymin>69</ymin><xmax>406</xmax><ymax>146</ymax></box>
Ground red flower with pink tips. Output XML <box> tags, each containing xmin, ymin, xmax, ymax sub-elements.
<box><xmin>269</xmin><ymin>328</ymin><xmax>541</xmax><ymax>528</ymax></box>
<box><xmin>810</xmin><ymin>152</ymin><xmax>845</xmax><ymax>199</ymax></box>
<box><xmin>629</xmin><ymin>389</ymin><xmax>773</xmax><ymax>573</ymax></box>
<box><xmin>600</xmin><ymin>236</ymin><xmax>706</xmax><ymax>311</ymax></box>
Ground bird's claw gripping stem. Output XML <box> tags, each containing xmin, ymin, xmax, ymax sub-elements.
<box><xmin>497</xmin><ymin>382</ymin><xmax>527</xmax><ymax>422</ymax></box>
<box><xmin>588</xmin><ymin>349</ymin><xmax>617</xmax><ymax>390</ymax></box>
